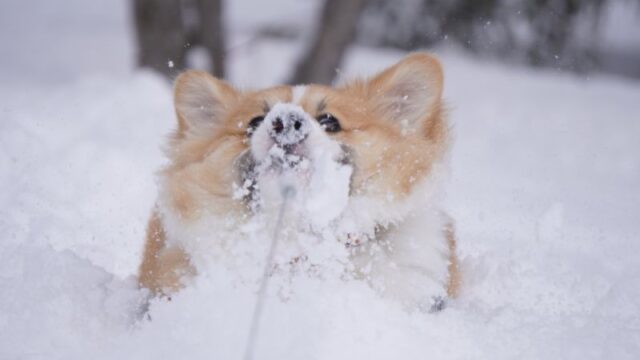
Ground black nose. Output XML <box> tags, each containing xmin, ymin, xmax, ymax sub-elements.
<box><xmin>273</xmin><ymin>117</ymin><xmax>284</xmax><ymax>134</ymax></box>
<box><xmin>268</xmin><ymin>112</ymin><xmax>308</xmax><ymax>145</ymax></box>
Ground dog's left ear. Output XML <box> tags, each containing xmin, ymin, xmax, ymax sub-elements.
<box><xmin>367</xmin><ymin>53</ymin><xmax>443</xmax><ymax>133</ymax></box>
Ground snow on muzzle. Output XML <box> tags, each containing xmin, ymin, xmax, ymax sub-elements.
<box><xmin>249</xmin><ymin>103</ymin><xmax>318</xmax><ymax>165</ymax></box>
<box><xmin>265</xmin><ymin>103</ymin><xmax>311</xmax><ymax>152</ymax></box>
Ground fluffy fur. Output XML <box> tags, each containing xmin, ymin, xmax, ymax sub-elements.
<box><xmin>138</xmin><ymin>53</ymin><xmax>460</xmax><ymax>310</ymax></box>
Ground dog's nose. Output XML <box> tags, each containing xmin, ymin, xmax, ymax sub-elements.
<box><xmin>267</xmin><ymin>105</ymin><xmax>309</xmax><ymax>145</ymax></box>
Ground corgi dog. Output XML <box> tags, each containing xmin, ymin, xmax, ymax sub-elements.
<box><xmin>138</xmin><ymin>53</ymin><xmax>460</xmax><ymax>311</ymax></box>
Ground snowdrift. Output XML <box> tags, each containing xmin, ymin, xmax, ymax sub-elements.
<box><xmin>1</xmin><ymin>37</ymin><xmax>639</xmax><ymax>360</ymax></box>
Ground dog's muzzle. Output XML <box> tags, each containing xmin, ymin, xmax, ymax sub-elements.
<box><xmin>265</xmin><ymin>104</ymin><xmax>310</xmax><ymax>151</ymax></box>
<box><xmin>235</xmin><ymin>102</ymin><xmax>356</xmax><ymax>209</ymax></box>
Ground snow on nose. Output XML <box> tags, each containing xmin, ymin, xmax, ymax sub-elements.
<box><xmin>265</xmin><ymin>103</ymin><xmax>311</xmax><ymax>146</ymax></box>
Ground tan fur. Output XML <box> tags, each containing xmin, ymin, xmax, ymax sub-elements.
<box><xmin>138</xmin><ymin>211</ymin><xmax>195</xmax><ymax>296</ymax></box>
<box><xmin>444</xmin><ymin>217</ymin><xmax>461</xmax><ymax>298</ymax></box>
<box><xmin>139</xmin><ymin>53</ymin><xmax>460</xmax><ymax>301</ymax></box>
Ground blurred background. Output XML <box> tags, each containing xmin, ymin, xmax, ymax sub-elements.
<box><xmin>129</xmin><ymin>0</ymin><xmax>640</xmax><ymax>82</ymax></box>
<box><xmin>2</xmin><ymin>0</ymin><xmax>639</xmax><ymax>85</ymax></box>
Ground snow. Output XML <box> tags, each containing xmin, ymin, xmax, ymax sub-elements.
<box><xmin>2</xmin><ymin>1</ymin><xmax>640</xmax><ymax>359</ymax></box>
<box><xmin>264</xmin><ymin>103</ymin><xmax>312</xmax><ymax>145</ymax></box>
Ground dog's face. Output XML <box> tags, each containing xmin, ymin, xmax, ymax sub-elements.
<box><xmin>161</xmin><ymin>53</ymin><xmax>448</xmax><ymax>231</ymax></box>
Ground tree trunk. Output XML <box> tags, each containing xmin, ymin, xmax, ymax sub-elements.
<box><xmin>196</xmin><ymin>0</ymin><xmax>226</xmax><ymax>78</ymax></box>
<box><xmin>133</xmin><ymin>0</ymin><xmax>186</xmax><ymax>77</ymax></box>
<box><xmin>289</xmin><ymin>0</ymin><xmax>369</xmax><ymax>85</ymax></box>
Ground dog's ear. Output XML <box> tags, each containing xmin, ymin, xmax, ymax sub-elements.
<box><xmin>367</xmin><ymin>53</ymin><xmax>443</xmax><ymax>134</ymax></box>
<box><xmin>174</xmin><ymin>70</ymin><xmax>238</xmax><ymax>136</ymax></box>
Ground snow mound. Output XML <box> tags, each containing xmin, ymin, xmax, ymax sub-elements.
<box><xmin>1</xmin><ymin>37</ymin><xmax>640</xmax><ymax>359</ymax></box>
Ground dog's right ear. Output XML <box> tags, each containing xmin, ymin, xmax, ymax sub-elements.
<box><xmin>174</xmin><ymin>70</ymin><xmax>238</xmax><ymax>136</ymax></box>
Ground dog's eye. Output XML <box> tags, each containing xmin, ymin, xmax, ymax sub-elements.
<box><xmin>317</xmin><ymin>113</ymin><xmax>341</xmax><ymax>133</ymax></box>
<box><xmin>247</xmin><ymin>116</ymin><xmax>264</xmax><ymax>136</ymax></box>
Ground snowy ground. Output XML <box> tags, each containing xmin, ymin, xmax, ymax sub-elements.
<box><xmin>2</xmin><ymin>1</ymin><xmax>640</xmax><ymax>359</ymax></box>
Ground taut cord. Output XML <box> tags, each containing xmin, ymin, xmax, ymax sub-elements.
<box><xmin>243</xmin><ymin>185</ymin><xmax>295</xmax><ymax>360</ymax></box>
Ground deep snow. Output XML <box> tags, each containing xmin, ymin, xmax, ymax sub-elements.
<box><xmin>1</xmin><ymin>1</ymin><xmax>640</xmax><ymax>359</ymax></box>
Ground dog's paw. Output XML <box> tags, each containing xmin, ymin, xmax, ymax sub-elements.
<box><xmin>417</xmin><ymin>295</ymin><xmax>447</xmax><ymax>313</ymax></box>
<box><xmin>373</xmin><ymin>269</ymin><xmax>449</xmax><ymax>313</ymax></box>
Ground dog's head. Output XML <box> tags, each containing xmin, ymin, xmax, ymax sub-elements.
<box><xmin>161</xmin><ymin>53</ymin><xmax>448</xmax><ymax>234</ymax></box>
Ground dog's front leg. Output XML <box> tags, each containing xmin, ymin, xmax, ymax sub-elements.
<box><xmin>138</xmin><ymin>211</ymin><xmax>196</xmax><ymax>298</ymax></box>
<box><xmin>352</xmin><ymin>212</ymin><xmax>456</xmax><ymax>312</ymax></box>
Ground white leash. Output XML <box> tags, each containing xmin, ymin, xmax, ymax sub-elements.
<box><xmin>243</xmin><ymin>185</ymin><xmax>295</xmax><ymax>360</ymax></box>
